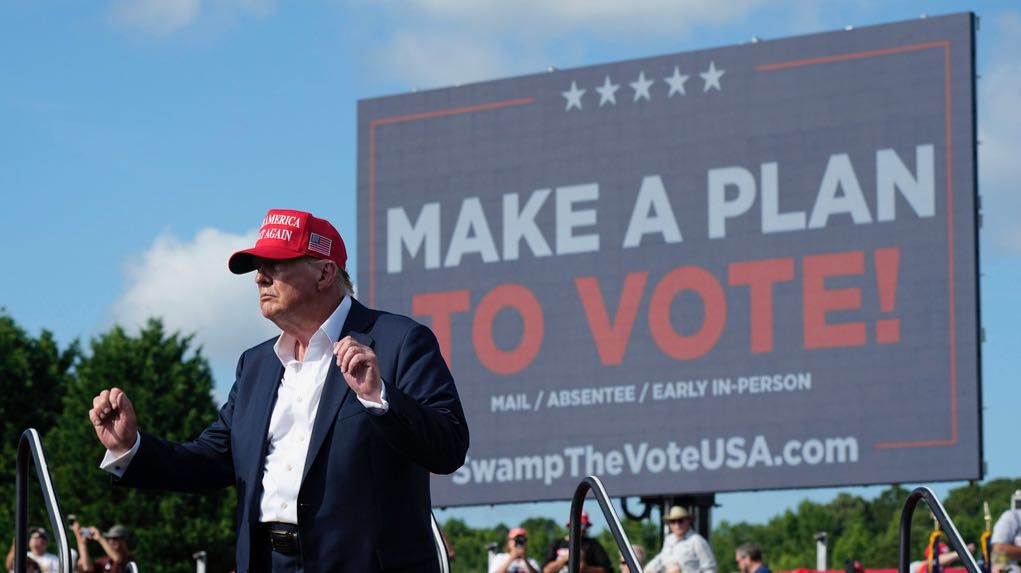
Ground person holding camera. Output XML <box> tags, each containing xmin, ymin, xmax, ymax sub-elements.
<box><xmin>490</xmin><ymin>527</ymin><xmax>541</xmax><ymax>573</ymax></box>
<box><xmin>71</xmin><ymin>521</ymin><xmax>134</xmax><ymax>573</ymax></box>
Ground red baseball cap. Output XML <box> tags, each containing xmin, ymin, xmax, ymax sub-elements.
<box><xmin>228</xmin><ymin>209</ymin><xmax>347</xmax><ymax>274</ymax></box>
<box><xmin>567</xmin><ymin>510</ymin><xmax>592</xmax><ymax>527</ymax></box>
<box><xmin>508</xmin><ymin>527</ymin><xmax>528</xmax><ymax>539</ymax></box>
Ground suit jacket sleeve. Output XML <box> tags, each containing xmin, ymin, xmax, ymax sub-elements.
<box><xmin>115</xmin><ymin>358</ymin><xmax>241</xmax><ymax>492</ymax></box>
<box><xmin>368</xmin><ymin>322</ymin><xmax>469</xmax><ymax>475</ymax></box>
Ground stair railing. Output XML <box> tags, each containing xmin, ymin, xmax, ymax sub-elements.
<box><xmin>15</xmin><ymin>428</ymin><xmax>72</xmax><ymax>573</ymax></box>
<box><xmin>569</xmin><ymin>476</ymin><xmax>641</xmax><ymax>573</ymax></box>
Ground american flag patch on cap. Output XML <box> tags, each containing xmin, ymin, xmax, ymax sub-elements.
<box><xmin>308</xmin><ymin>232</ymin><xmax>332</xmax><ymax>256</ymax></box>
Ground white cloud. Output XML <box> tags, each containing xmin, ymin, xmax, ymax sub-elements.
<box><xmin>978</xmin><ymin>11</ymin><xmax>1021</xmax><ymax>256</ymax></box>
<box><xmin>396</xmin><ymin>0</ymin><xmax>768</xmax><ymax>33</ymax></box>
<box><xmin>367</xmin><ymin>0</ymin><xmax>769</xmax><ymax>89</ymax></box>
<box><xmin>375</xmin><ymin>29</ymin><xmax>533</xmax><ymax>89</ymax></box>
<box><xmin>110</xmin><ymin>0</ymin><xmax>201</xmax><ymax>36</ymax></box>
<box><xmin>111</xmin><ymin>227</ymin><xmax>278</xmax><ymax>391</ymax></box>
<box><xmin>109</xmin><ymin>0</ymin><xmax>273</xmax><ymax>37</ymax></box>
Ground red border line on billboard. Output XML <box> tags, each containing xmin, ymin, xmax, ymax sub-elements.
<box><xmin>758</xmin><ymin>41</ymin><xmax>957</xmax><ymax>449</ymax></box>
<box><xmin>367</xmin><ymin>97</ymin><xmax>535</xmax><ymax>307</ymax></box>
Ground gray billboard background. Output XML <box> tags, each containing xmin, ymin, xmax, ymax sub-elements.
<box><xmin>357</xmin><ymin>14</ymin><xmax>979</xmax><ymax>507</ymax></box>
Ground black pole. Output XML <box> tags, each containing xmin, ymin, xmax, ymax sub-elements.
<box><xmin>15</xmin><ymin>429</ymin><xmax>72</xmax><ymax>573</ymax></box>
<box><xmin>899</xmin><ymin>487</ymin><xmax>981</xmax><ymax>573</ymax></box>
<box><xmin>569</xmin><ymin>476</ymin><xmax>641</xmax><ymax>573</ymax></box>
<box><xmin>15</xmin><ymin>430</ymin><xmax>29</xmax><ymax>573</ymax></box>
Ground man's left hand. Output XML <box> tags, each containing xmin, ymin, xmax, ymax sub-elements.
<box><xmin>334</xmin><ymin>336</ymin><xmax>382</xmax><ymax>403</ymax></box>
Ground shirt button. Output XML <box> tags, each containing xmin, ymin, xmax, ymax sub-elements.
<box><xmin>281</xmin><ymin>502</ymin><xmax>288</xmax><ymax>509</ymax></box>
<box><xmin>286</xmin><ymin>464</ymin><xmax>293</xmax><ymax>472</ymax></box>
<box><xmin>297</xmin><ymin>396</ymin><xmax>303</xmax><ymax>403</ymax></box>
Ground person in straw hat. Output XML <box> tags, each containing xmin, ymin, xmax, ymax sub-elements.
<box><xmin>644</xmin><ymin>506</ymin><xmax>716</xmax><ymax>573</ymax></box>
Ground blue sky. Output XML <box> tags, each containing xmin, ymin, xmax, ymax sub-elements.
<box><xmin>3</xmin><ymin>0</ymin><xmax>1020</xmax><ymax>533</ymax></box>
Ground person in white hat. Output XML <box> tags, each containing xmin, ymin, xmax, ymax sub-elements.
<box><xmin>644</xmin><ymin>506</ymin><xmax>716</xmax><ymax>573</ymax></box>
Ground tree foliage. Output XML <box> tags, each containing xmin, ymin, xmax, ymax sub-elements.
<box><xmin>45</xmin><ymin>319</ymin><xmax>235</xmax><ymax>573</ymax></box>
<box><xmin>0</xmin><ymin>311</ymin><xmax>78</xmax><ymax>530</ymax></box>
<box><xmin>710</xmin><ymin>481</ymin><xmax>1021</xmax><ymax>571</ymax></box>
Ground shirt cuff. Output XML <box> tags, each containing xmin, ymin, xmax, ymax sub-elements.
<box><xmin>357</xmin><ymin>384</ymin><xmax>389</xmax><ymax>415</ymax></box>
<box><xmin>99</xmin><ymin>434</ymin><xmax>141</xmax><ymax>477</ymax></box>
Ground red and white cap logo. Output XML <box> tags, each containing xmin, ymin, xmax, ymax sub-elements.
<box><xmin>228</xmin><ymin>208</ymin><xmax>347</xmax><ymax>274</ymax></box>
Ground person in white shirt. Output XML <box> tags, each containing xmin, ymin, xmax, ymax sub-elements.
<box><xmin>490</xmin><ymin>527</ymin><xmax>541</xmax><ymax>573</ymax></box>
<box><xmin>5</xmin><ymin>527</ymin><xmax>59</xmax><ymax>573</ymax></box>
<box><xmin>644</xmin><ymin>506</ymin><xmax>716</xmax><ymax>573</ymax></box>
<box><xmin>992</xmin><ymin>505</ymin><xmax>1021</xmax><ymax>573</ymax></box>
<box><xmin>86</xmin><ymin>209</ymin><xmax>469</xmax><ymax>573</ymax></box>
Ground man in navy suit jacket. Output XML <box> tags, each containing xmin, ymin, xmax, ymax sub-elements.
<box><xmin>89</xmin><ymin>209</ymin><xmax>469</xmax><ymax>573</ymax></box>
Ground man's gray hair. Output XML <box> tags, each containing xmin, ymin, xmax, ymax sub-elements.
<box><xmin>338</xmin><ymin>267</ymin><xmax>354</xmax><ymax>296</ymax></box>
<box><xmin>305</xmin><ymin>258</ymin><xmax>353</xmax><ymax>296</ymax></box>
<box><xmin>737</xmin><ymin>543</ymin><xmax>763</xmax><ymax>561</ymax></box>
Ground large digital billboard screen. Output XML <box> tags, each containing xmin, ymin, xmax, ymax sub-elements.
<box><xmin>357</xmin><ymin>13</ymin><xmax>980</xmax><ymax>506</ymax></box>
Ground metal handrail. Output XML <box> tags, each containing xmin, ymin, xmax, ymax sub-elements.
<box><xmin>431</xmin><ymin>512</ymin><xmax>450</xmax><ymax>573</ymax></box>
<box><xmin>569</xmin><ymin>476</ymin><xmax>641</xmax><ymax>573</ymax></box>
<box><xmin>16</xmin><ymin>428</ymin><xmax>72</xmax><ymax>573</ymax></box>
<box><xmin>900</xmin><ymin>487</ymin><xmax>981</xmax><ymax>573</ymax></box>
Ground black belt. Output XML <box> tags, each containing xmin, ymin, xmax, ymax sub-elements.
<box><xmin>262</xmin><ymin>522</ymin><xmax>300</xmax><ymax>555</ymax></box>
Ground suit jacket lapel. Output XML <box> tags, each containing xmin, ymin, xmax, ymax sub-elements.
<box><xmin>301</xmin><ymin>298</ymin><xmax>376</xmax><ymax>481</ymax></box>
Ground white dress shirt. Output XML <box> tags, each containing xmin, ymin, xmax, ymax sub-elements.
<box><xmin>101</xmin><ymin>295</ymin><xmax>388</xmax><ymax>525</ymax></box>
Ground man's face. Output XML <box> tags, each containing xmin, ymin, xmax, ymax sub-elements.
<box><xmin>736</xmin><ymin>552</ymin><xmax>751</xmax><ymax>573</ymax></box>
<box><xmin>668</xmin><ymin>517</ymin><xmax>691</xmax><ymax>536</ymax></box>
<box><xmin>254</xmin><ymin>257</ymin><xmax>322</xmax><ymax>322</ymax></box>
<box><xmin>28</xmin><ymin>533</ymin><xmax>46</xmax><ymax>554</ymax></box>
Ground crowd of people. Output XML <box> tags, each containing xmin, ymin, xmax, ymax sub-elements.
<box><xmin>488</xmin><ymin>505</ymin><xmax>725</xmax><ymax>573</ymax></box>
<box><xmin>5</xmin><ymin>520</ymin><xmax>133</xmax><ymax>573</ymax></box>
<box><xmin>484</xmin><ymin>504</ymin><xmax>753</xmax><ymax>573</ymax></box>
<box><xmin>481</xmin><ymin>493</ymin><xmax>1021</xmax><ymax>573</ymax></box>
<box><xmin>8</xmin><ymin>492</ymin><xmax>1021</xmax><ymax>572</ymax></box>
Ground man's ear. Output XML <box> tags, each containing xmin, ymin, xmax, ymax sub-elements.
<box><xmin>316</xmin><ymin>260</ymin><xmax>339</xmax><ymax>290</ymax></box>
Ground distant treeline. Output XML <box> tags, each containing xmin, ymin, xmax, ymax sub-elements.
<box><xmin>440</xmin><ymin>479</ymin><xmax>1020</xmax><ymax>573</ymax></box>
<box><xmin>2</xmin><ymin>311</ymin><xmax>1014</xmax><ymax>573</ymax></box>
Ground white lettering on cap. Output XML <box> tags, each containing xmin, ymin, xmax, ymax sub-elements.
<box><xmin>260</xmin><ymin>228</ymin><xmax>294</xmax><ymax>241</ymax></box>
<box><xmin>261</xmin><ymin>214</ymin><xmax>303</xmax><ymax>228</ymax></box>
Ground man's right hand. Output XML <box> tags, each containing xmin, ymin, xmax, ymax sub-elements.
<box><xmin>89</xmin><ymin>388</ymin><xmax>138</xmax><ymax>453</ymax></box>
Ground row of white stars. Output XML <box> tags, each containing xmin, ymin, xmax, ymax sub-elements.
<box><xmin>562</xmin><ymin>61</ymin><xmax>725</xmax><ymax>111</ymax></box>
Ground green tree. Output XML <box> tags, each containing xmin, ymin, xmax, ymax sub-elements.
<box><xmin>444</xmin><ymin>517</ymin><xmax>500</xmax><ymax>573</ymax></box>
<box><xmin>598</xmin><ymin>515</ymin><xmax>661</xmax><ymax>566</ymax></box>
<box><xmin>522</xmin><ymin>516</ymin><xmax>561</xmax><ymax>565</ymax></box>
<box><xmin>945</xmin><ymin>479</ymin><xmax>1021</xmax><ymax>544</ymax></box>
<box><xmin>47</xmin><ymin>320</ymin><xmax>235</xmax><ymax>573</ymax></box>
<box><xmin>0</xmin><ymin>311</ymin><xmax>78</xmax><ymax>531</ymax></box>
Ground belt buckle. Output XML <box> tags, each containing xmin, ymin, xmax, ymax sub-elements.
<box><xmin>269</xmin><ymin>528</ymin><xmax>299</xmax><ymax>555</ymax></box>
